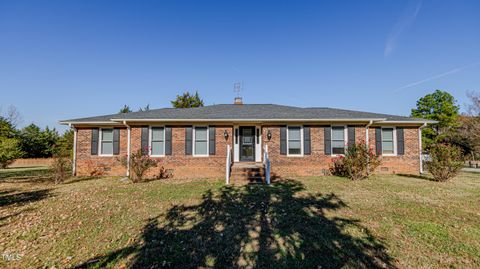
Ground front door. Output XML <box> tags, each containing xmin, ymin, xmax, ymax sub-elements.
<box><xmin>240</xmin><ymin>127</ymin><xmax>255</xmax><ymax>162</ymax></box>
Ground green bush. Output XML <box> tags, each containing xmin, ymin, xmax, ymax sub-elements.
<box><xmin>330</xmin><ymin>142</ymin><xmax>381</xmax><ymax>180</ymax></box>
<box><xmin>426</xmin><ymin>143</ymin><xmax>463</xmax><ymax>182</ymax></box>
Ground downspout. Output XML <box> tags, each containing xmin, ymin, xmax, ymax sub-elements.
<box><xmin>70</xmin><ymin>124</ymin><xmax>77</xmax><ymax>176</ymax></box>
<box><xmin>365</xmin><ymin>120</ymin><xmax>373</xmax><ymax>147</ymax></box>
<box><xmin>419</xmin><ymin>123</ymin><xmax>427</xmax><ymax>174</ymax></box>
<box><xmin>123</xmin><ymin>121</ymin><xmax>131</xmax><ymax>177</ymax></box>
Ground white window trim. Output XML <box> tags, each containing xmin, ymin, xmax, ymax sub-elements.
<box><xmin>99</xmin><ymin>128</ymin><xmax>114</xmax><ymax>157</ymax></box>
<box><xmin>331</xmin><ymin>125</ymin><xmax>348</xmax><ymax>157</ymax></box>
<box><xmin>149</xmin><ymin>126</ymin><xmax>166</xmax><ymax>157</ymax></box>
<box><xmin>193</xmin><ymin>126</ymin><xmax>209</xmax><ymax>157</ymax></box>
<box><xmin>381</xmin><ymin>126</ymin><xmax>397</xmax><ymax>156</ymax></box>
<box><xmin>286</xmin><ymin>125</ymin><xmax>304</xmax><ymax>157</ymax></box>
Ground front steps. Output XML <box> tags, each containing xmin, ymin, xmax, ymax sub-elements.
<box><xmin>230</xmin><ymin>162</ymin><xmax>266</xmax><ymax>184</ymax></box>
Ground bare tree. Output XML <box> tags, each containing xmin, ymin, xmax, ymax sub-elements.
<box><xmin>1</xmin><ymin>105</ymin><xmax>23</xmax><ymax>128</ymax></box>
<box><xmin>467</xmin><ymin>91</ymin><xmax>480</xmax><ymax>116</ymax></box>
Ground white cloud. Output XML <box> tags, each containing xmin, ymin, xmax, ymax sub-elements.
<box><xmin>385</xmin><ymin>0</ymin><xmax>423</xmax><ymax>57</ymax></box>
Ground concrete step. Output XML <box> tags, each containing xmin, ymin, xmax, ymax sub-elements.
<box><xmin>231</xmin><ymin>176</ymin><xmax>266</xmax><ymax>185</ymax></box>
<box><xmin>230</xmin><ymin>162</ymin><xmax>266</xmax><ymax>184</ymax></box>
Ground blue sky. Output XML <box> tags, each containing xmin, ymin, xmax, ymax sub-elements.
<box><xmin>1</xmin><ymin>0</ymin><xmax>479</xmax><ymax>132</ymax></box>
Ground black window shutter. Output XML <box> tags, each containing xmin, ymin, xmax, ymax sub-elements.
<box><xmin>348</xmin><ymin>126</ymin><xmax>355</xmax><ymax>147</ymax></box>
<box><xmin>113</xmin><ymin>128</ymin><xmax>120</xmax><ymax>155</ymax></box>
<box><xmin>141</xmin><ymin>126</ymin><xmax>149</xmax><ymax>155</ymax></box>
<box><xmin>280</xmin><ymin>126</ymin><xmax>287</xmax><ymax>155</ymax></box>
<box><xmin>324</xmin><ymin>127</ymin><xmax>331</xmax><ymax>155</ymax></box>
<box><xmin>165</xmin><ymin>126</ymin><xmax>172</xmax><ymax>155</ymax></box>
<box><xmin>185</xmin><ymin>126</ymin><xmax>192</xmax><ymax>155</ymax></box>
<box><xmin>397</xmin><ymin>127</ymin><xmax>405</xmax><ymax>155</ymax></box>
<box><xmin>375</xmin><ymin>127</ymin><xmax>382</xmax><ymax>155</ymax></box>
<box><xmin>91</xmin><ymin>128</ymin><xmax>99</xmax><ymax>155</ymax></box>
<box><xmin>304</xmin><ymin>126</ymin><xmax>311</xmax><ymax>155</ymax></box>
<box><xmin>209</xmin><ymin>126</ymin><xmax>216</xmax><ymax>155</ymax></box>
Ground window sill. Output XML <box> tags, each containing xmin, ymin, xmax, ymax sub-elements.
<box><xmin>286</xmin><ymin>154</ymin><xmax>304</xmax><ymax>157</ymax></box>
<box><xmin>192</xmin><ymin>154</ymin><xmax>210</xmax><ymax>157</ymax></box>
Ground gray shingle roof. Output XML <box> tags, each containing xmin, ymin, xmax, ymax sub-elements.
<box><xmin>60</xmin><ymin>104</ymin><xmax>431</xmax><ymax>123</ymax></box>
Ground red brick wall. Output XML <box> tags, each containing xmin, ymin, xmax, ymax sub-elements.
<box><xmin>129</xmin><ymin>126</ymin><xmax>233</xmax><ymax>179</ymax></box>
<box><xmin>262</xmin><ymin>125</ymin><xmax>330</xmax><ymax>177</ymax></box>
<box><xmin>76</xmin><ymin>126</ymin><xmax>233</xmax><ymax>178</ymax></box>
<box><xmin>263</xmin><ymin>125</ymin><xmax>420</xmax><ymax>177</ymax></box>
<box><xmin>368</xmin><ymin>127</ymin><xmax>420</xmax><ymax>174</ymax></box>
<box><xmin>74</xmin><ymin>124</ymin><xmax>420</xmax><ymax>179</ymax></box>
<box><xmin>75</xmin><ymin>127</ymin><xmax>128</xmax><ymax>176</ymax></box>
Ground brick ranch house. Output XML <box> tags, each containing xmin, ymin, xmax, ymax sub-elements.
<box><xmin>60</xmin><ymin>98</ymin><xmax>434</xmax><ymax>182</ymax></box>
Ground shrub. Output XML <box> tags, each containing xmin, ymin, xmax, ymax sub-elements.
<box><xmin>121</xmin><ymin>149</ymin><xmax>158</xmax><ymax>182</ymax></box>
<box><xmin>426</xmin><ymin>143</ymin><xmax>463</xmax><ymax>182</ymax></box>
<box><xmin>330</xmin><ymin>142</ymin><xmax>381</xmax><ymax>180</ymax></box>
<box><xmin>51</xmin><ymin>153</ymin><xmax>71</xmax><ymax>184</ymax></box>
<box><xmin>156</xmin><ymin>166</ymin><xmax>173</xmax><ymax>180</ymax></box>
<box><xmin>0</xmin><ymin>138</ymin><xmax>22</xmax><ymax>169</ymax></box>
<box><xmin>330</xmin><ymin>156</ymin><xmax>348</xmax><ymax>177</ymax></box>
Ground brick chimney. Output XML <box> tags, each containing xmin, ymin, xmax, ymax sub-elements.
<box><xmin>234</xmin><ymin>97</ymin><xmax>243</xmax><ymax>105</ymax></box>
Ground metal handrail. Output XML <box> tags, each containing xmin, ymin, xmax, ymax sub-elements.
<box><xmin>226</xmin><ymin>145</ymin><xmax>232</xmax><ymax>184</ymax></box>
<box><xmin>263</xmin><ymin>145</ymin><xmax>271</xmax><ymax>185</ymax></box>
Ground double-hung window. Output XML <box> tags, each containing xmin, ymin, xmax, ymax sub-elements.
<box><xmin>331</xmin><ymin>126</ymin><xmax>346</xmax><ymax>155</ymax></box>
<box><xmin>150</xmin><ymin>127</ymin><xmax>165</xmax><ymax>156</ymax></box>
<box><xmin>287</xmin><ymin>126</ymin><xmax>302</xmax><ymax>155</ymax></box>
<box><xmin>194</xmin><ymin>126</ymin><xmax>208</xmax><ymax>156</ymax></box>
<box><xmin>381</xmin><ymin>127</ymin><xmax>395</xmax><ymax>155</ymax></box>
<box><xmin>100</xmin><ymin>128</ymin><xmax>113</xmax><ymax>155</ymax></box>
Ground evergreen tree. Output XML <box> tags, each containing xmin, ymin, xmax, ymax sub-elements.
<box><xmin>119</xmin><ymin>105</ymin><xmax>132</xmax><ymax>113</ymax></box>
<box><xmin>171</xmin><ymin>91</ymin><xmax>204</xmax><ymax>108</ymax></box>
<box><xmin>411</xmin><ymin>90</ymin><xmax>459</xmax><ymax>149</ymax></box>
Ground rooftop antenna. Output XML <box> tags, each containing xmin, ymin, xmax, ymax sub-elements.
<box><xmin>234</xmin><ymin>81</ymin><xmax>243</xmax><ymax>97</ymax></box>
<box><xmin>233</xmin><ymin>81</ymin><xmax>244</xmax><ymax>104</ymax></box>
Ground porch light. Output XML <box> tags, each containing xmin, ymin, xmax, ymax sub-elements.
<box><xmin>224</xmin><ymin>130</ymin><xmax>229</xmax><ymax>140</ymax></box>
<box><xmin>267</xmin><ymin>130</ymin><xmax>272</xmax><ymax>141</ymax></box>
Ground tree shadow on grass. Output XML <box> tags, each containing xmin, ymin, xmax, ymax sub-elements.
<box><xmin>0</xmin><ymin>188</ymin><xmax>53</xmax><ymax>208</ymax></box>
<box><xmin>63</xmin><ymin>176</ymin><xmax>99</xmax><ymax>185</ymax></box>
<box><xmin>397</xmin><ymin>173</ymin><xmax>435</xmax><ymax>182</ymax></box>
<box><xmin>77</xmin><ymin>179</ymin><xmax>395</xmax><ymax>269</ymax></box>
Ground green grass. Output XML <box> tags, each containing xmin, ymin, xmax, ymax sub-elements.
<box><xmin>0</xmin><ymin>169</ymin><xmax>479</xmax><ymax>268</ymax></box>
<box><xmin>0</xmin><ymin>166</ymin><xmax>52</xmax><ymax>180</ymax></box>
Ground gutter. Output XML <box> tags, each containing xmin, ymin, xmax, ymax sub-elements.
<box><xmin>61</xmin><ymin>118</ymin><xmax>436</xmax><ymax>125</ymax></box>
<box><xmin>109</xmin><ymin>118</ymin><xmax>388</xmax><ymax>123</ymax></box>
<box><xmin>376</xmin><ymin>120</ymin><xmax>438</xmax><ymax>124</ymax></box>
<box><xmin>59</xmin><ymin>121</ymin><xmax>119</xmax><ymax>125</ymax></box>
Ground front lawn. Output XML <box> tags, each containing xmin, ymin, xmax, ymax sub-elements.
<box><xmin>0</xmin><ymin>169</ymin><xmax>479</xmax><ymax>268</ymax></box>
